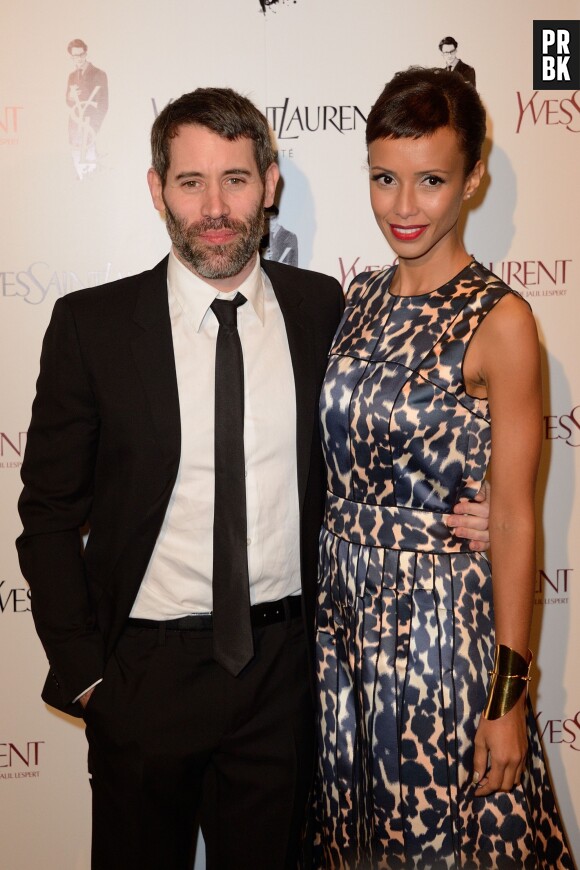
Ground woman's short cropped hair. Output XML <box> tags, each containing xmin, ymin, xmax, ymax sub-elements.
<box><xmin>366</xmin><ymin>67</ymin><xmax>486</xmax><ymax>175</ymax></box>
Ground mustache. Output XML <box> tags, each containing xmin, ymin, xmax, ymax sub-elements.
<box><xmin>163</xmin><ymin>203</ymin><xmax>243</xmax><ymax>234</ymax></box>
<box><xmin>189</xmin><ymin>216</ymin><xmax>247</xmax><ymax>234</ymax></box>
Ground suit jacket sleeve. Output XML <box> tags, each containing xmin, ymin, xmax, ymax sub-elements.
<box><xmin>17</xmin><ymin>295</ymin><xmax>104</xmax><ymax>707</ymax></box>
<box><xmin>456</xmin><ymin>60</ymin><xmax>476</xmax><ymax>86</ymax></box>
<box><xmin>91</xmin><ymin>67</ymin><xmax>109</xmax><ymax>131</ymax></box>
<box><xmin>65</xmin><ymin>71</ymin><xmax>75</xmax><ymax>107</ymax></box>
<box><xmin>286</xmin><ymin>232</ymin><xmax>298</xmax><ymax>267</ymax></box>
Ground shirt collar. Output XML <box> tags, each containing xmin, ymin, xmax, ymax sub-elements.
<box><xmin>167</xmin><ymin>250</ymin><xmax>264</xmax><ymax>332</ymax></box>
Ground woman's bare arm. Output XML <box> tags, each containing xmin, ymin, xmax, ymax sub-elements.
<box><xmin>465</xmin><ymin>292</ymin><xmax>542</xmax><ymax>794</ymax></box>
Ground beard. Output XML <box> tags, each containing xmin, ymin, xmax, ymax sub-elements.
<box><xmin>163</xmin><ymin>195</ymin><xmax>266</xmax><ymax>280</ymax></box>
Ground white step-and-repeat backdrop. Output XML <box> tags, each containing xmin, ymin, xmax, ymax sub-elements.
<box><xmin>2</xmin><ymin>1</ymin><xmax>578</xmax><ymax>867</ymax></box>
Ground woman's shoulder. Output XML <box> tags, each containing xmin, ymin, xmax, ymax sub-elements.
<box><xmin>468</xmin><ymin>260</ymin><xmax>529</xmax><ymax>308</ymax></box>
<box><xmin>470</xmin><ymin>262</ymin><xmax>537</xmax><ymax>343</ymax></box>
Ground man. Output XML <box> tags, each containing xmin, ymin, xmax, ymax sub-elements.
<box><xmin>66</xmin><ymin>38</ymin><xmax>109</xmax><ymax>177</ymax></box>
<box><xmin>439</xmin><ymin>36</ymin><xmax>476</xmax><ymax>86</ymax></box>
<box><xmin>17</xmin><ymin>87</ymin><xmax>489</xmax><ymax>869</ymax></box>
<box><xmin>263</xmin><ymin>205</ymin><xmax>299</xmax><ymax>266</ymax></box>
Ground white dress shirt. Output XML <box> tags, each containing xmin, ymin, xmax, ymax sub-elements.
<box><xmin>131</xmin><ymin>251</ymin><xmax>301</xmax><ymax>618</ymax></box>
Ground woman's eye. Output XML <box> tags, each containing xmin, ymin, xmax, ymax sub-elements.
<box><xmin>372</xmin><ymin>173</ymin><xmax>395</xmax><ymax>186</ymax></box>
<box><xmin>424</xmin><ymin>175</ymin><xmax>444</xmax><ymax>186</ymax></box>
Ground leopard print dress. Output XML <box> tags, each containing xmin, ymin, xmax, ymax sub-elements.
<box><xmin>314</xmin><ymin>261</ymin><xmax>574</xmax><ymax>869</ymax></box>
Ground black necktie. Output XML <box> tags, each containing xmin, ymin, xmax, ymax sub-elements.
<box><xmin>210</xmin><ymin>293</ymin><xmax>254</xmax><ymax>675</ymax></box>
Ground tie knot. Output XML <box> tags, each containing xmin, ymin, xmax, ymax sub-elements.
<box><xmin>211</xmin><ymin>293</ymin><xmax>246</xmax><ymax>329</ymax></box>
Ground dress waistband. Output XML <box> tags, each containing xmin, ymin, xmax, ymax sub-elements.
<box><xmin>324</xmin><ymin>492</ymin><xmax>471</xmax><ymax>554</ymax></box>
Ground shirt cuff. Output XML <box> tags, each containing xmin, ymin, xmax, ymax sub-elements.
<box><xmin>73</xmin><ymin>678</ymin><xmax>103</xmax><ymax>703</ymax></box>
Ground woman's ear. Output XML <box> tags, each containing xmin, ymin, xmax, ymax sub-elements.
<box><xmin>464</xmin><ymin>160</ymin><xmax>485</xmax><ymax>200</ymax></box>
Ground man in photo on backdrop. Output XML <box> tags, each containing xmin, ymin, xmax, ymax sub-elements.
<box><xmin>439</xmin><ymin>36</ymin><xmax>476</xmax><ymax>86</ymax></box>
<box><xmin>66</xmin><ymin>38</ymin><xmax>109</xmax><ymax>179</ymax></box>
<box><xmin>262</xmin><ymin>204</ymin><xmax>299</xmax><ymax>266</ymax></box>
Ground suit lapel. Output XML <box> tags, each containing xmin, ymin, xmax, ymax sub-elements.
<box><xmin>130</xmin><ymin>257</ymin><xmax>181</xmax><ymax>466</ymax></box>
<box><xmin>128</xmin><ymin>256</ymin><xmax>318</xmax><ymax>506</ymax></box>
<box><xmin>262</xmin><ymin>260</ymin><xmax>316</xmax><ymax>509</ymax></box>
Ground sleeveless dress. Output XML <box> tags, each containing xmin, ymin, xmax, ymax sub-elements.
<box><xmin>315</xmin><ymin>262</ymin><xmax>574</xmax><ymax>869</ymax></box>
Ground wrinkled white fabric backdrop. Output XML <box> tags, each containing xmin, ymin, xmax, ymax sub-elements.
<box><xmin>1</xmin><ymin>1</ymin><xmax>578</xmax><ymax>867</ymax></box>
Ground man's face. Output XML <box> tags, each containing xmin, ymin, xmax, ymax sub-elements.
<box><xmin>148</xmin><ymin>124</ymin><xmax>279</xmax><ymax>291</ymax></box>
<box><xmin>70</xmin><ymin>47</ymin><xmax>88</xmax><ymax>70</ymax></box>
<box><xmin>440</xmin><ymin>45</ymin><xmax>457</xmax><ymax>67</ymax></box>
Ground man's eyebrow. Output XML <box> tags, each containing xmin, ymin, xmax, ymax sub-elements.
<box><xmin>222</xmin><ymin>168</ymin><xmax>253</xmax><ymax>176</ymax></box>
<box><xmin>174</xmin><ymin>168</ymin><xmax>253</xmax><ymax>180</ymax></box>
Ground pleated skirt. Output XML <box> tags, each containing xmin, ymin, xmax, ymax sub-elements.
<box><xmin>314</xmin><ymin>499</ymin><xmax>574</xmax><ymax>869</ymax></box>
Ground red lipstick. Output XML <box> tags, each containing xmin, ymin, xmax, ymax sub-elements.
<box><xmin>389</xmin><ymin>224</ymin><xmax>428</xmax><ymax>241</ymax></box>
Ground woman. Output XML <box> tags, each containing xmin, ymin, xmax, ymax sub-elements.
<box><xmin>315</xmin><ymin>68</ymin><xmax>573</xmax><ymax>869</ymax></box>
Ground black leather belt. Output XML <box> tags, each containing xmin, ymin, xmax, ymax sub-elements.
<box><xmin>127</xmin><ymin>595</ymin><xmax>302</xmax><ymax>632</ymax></box>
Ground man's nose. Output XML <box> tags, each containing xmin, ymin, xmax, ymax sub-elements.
<box><xmin>201</xmin><ymin>184</ymin><xmax>230</xmax><ymax>219</ymax></box>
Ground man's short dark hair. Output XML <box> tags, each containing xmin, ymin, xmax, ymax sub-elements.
<box><xmin>68</xmin><ymin>38</ymin><xmax>88</xmax><ymax>54</ymax></box>
<box><xmin>439</xmin><ymin>36</ymin><xmax>458</xmax><ymax>52</ymax></box>
<box><xmin>366</xmin><ymin>66</ymin><xmax>485</xmax><ymax>175</ymax></box>
<box><xmin>151</xmin><ymin>87</ymin><xmax>276</xmax><ymax>185</ymax></box>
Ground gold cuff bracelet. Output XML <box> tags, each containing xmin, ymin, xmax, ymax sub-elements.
<box><xmin>482</xmin><ymin>644</ymin><xmax>532</xmax><ymax>721</ymax></box>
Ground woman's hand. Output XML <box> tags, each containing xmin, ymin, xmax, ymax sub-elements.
<box><xmin>472</xmin><ymin>693</ymin><xmax>528</xmax><ymax>795</ymax></box>
<box><xmin>447</xmin><ymin>481</ymin><xmax>490</xmax><ymax>552</ymax></box>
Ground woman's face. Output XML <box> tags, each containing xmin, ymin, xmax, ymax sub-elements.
<box><xmin>368</xmin><ymin>126</ymin><xmax>483</xmax><ymax>266</ymax></box>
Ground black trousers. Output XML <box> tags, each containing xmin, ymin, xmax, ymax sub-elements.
<box><xmin>83</xmin><ymin>613</ymin><xmax>315</xmax><ymax>870</ymax></box>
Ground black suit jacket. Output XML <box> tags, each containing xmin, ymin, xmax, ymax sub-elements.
<box><xmin>269</xmin><ymin>226</ymin><xmax>299</xmax><ymax>266</ymax></box>
<box><xmin>17</xmin><ymin>257</ymin><xmax>344</xmax><ymax>716</ymax></box>
<box><xmin>454</xmin><ymin>59</ymin><xmax>476</xmax><ymax>86</ymax></box>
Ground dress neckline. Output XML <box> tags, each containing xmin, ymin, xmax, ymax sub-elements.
<box><xmin>386</xmin><ymin>259</ymin><xmax>477</xmax><ymax>301</ymax></box>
